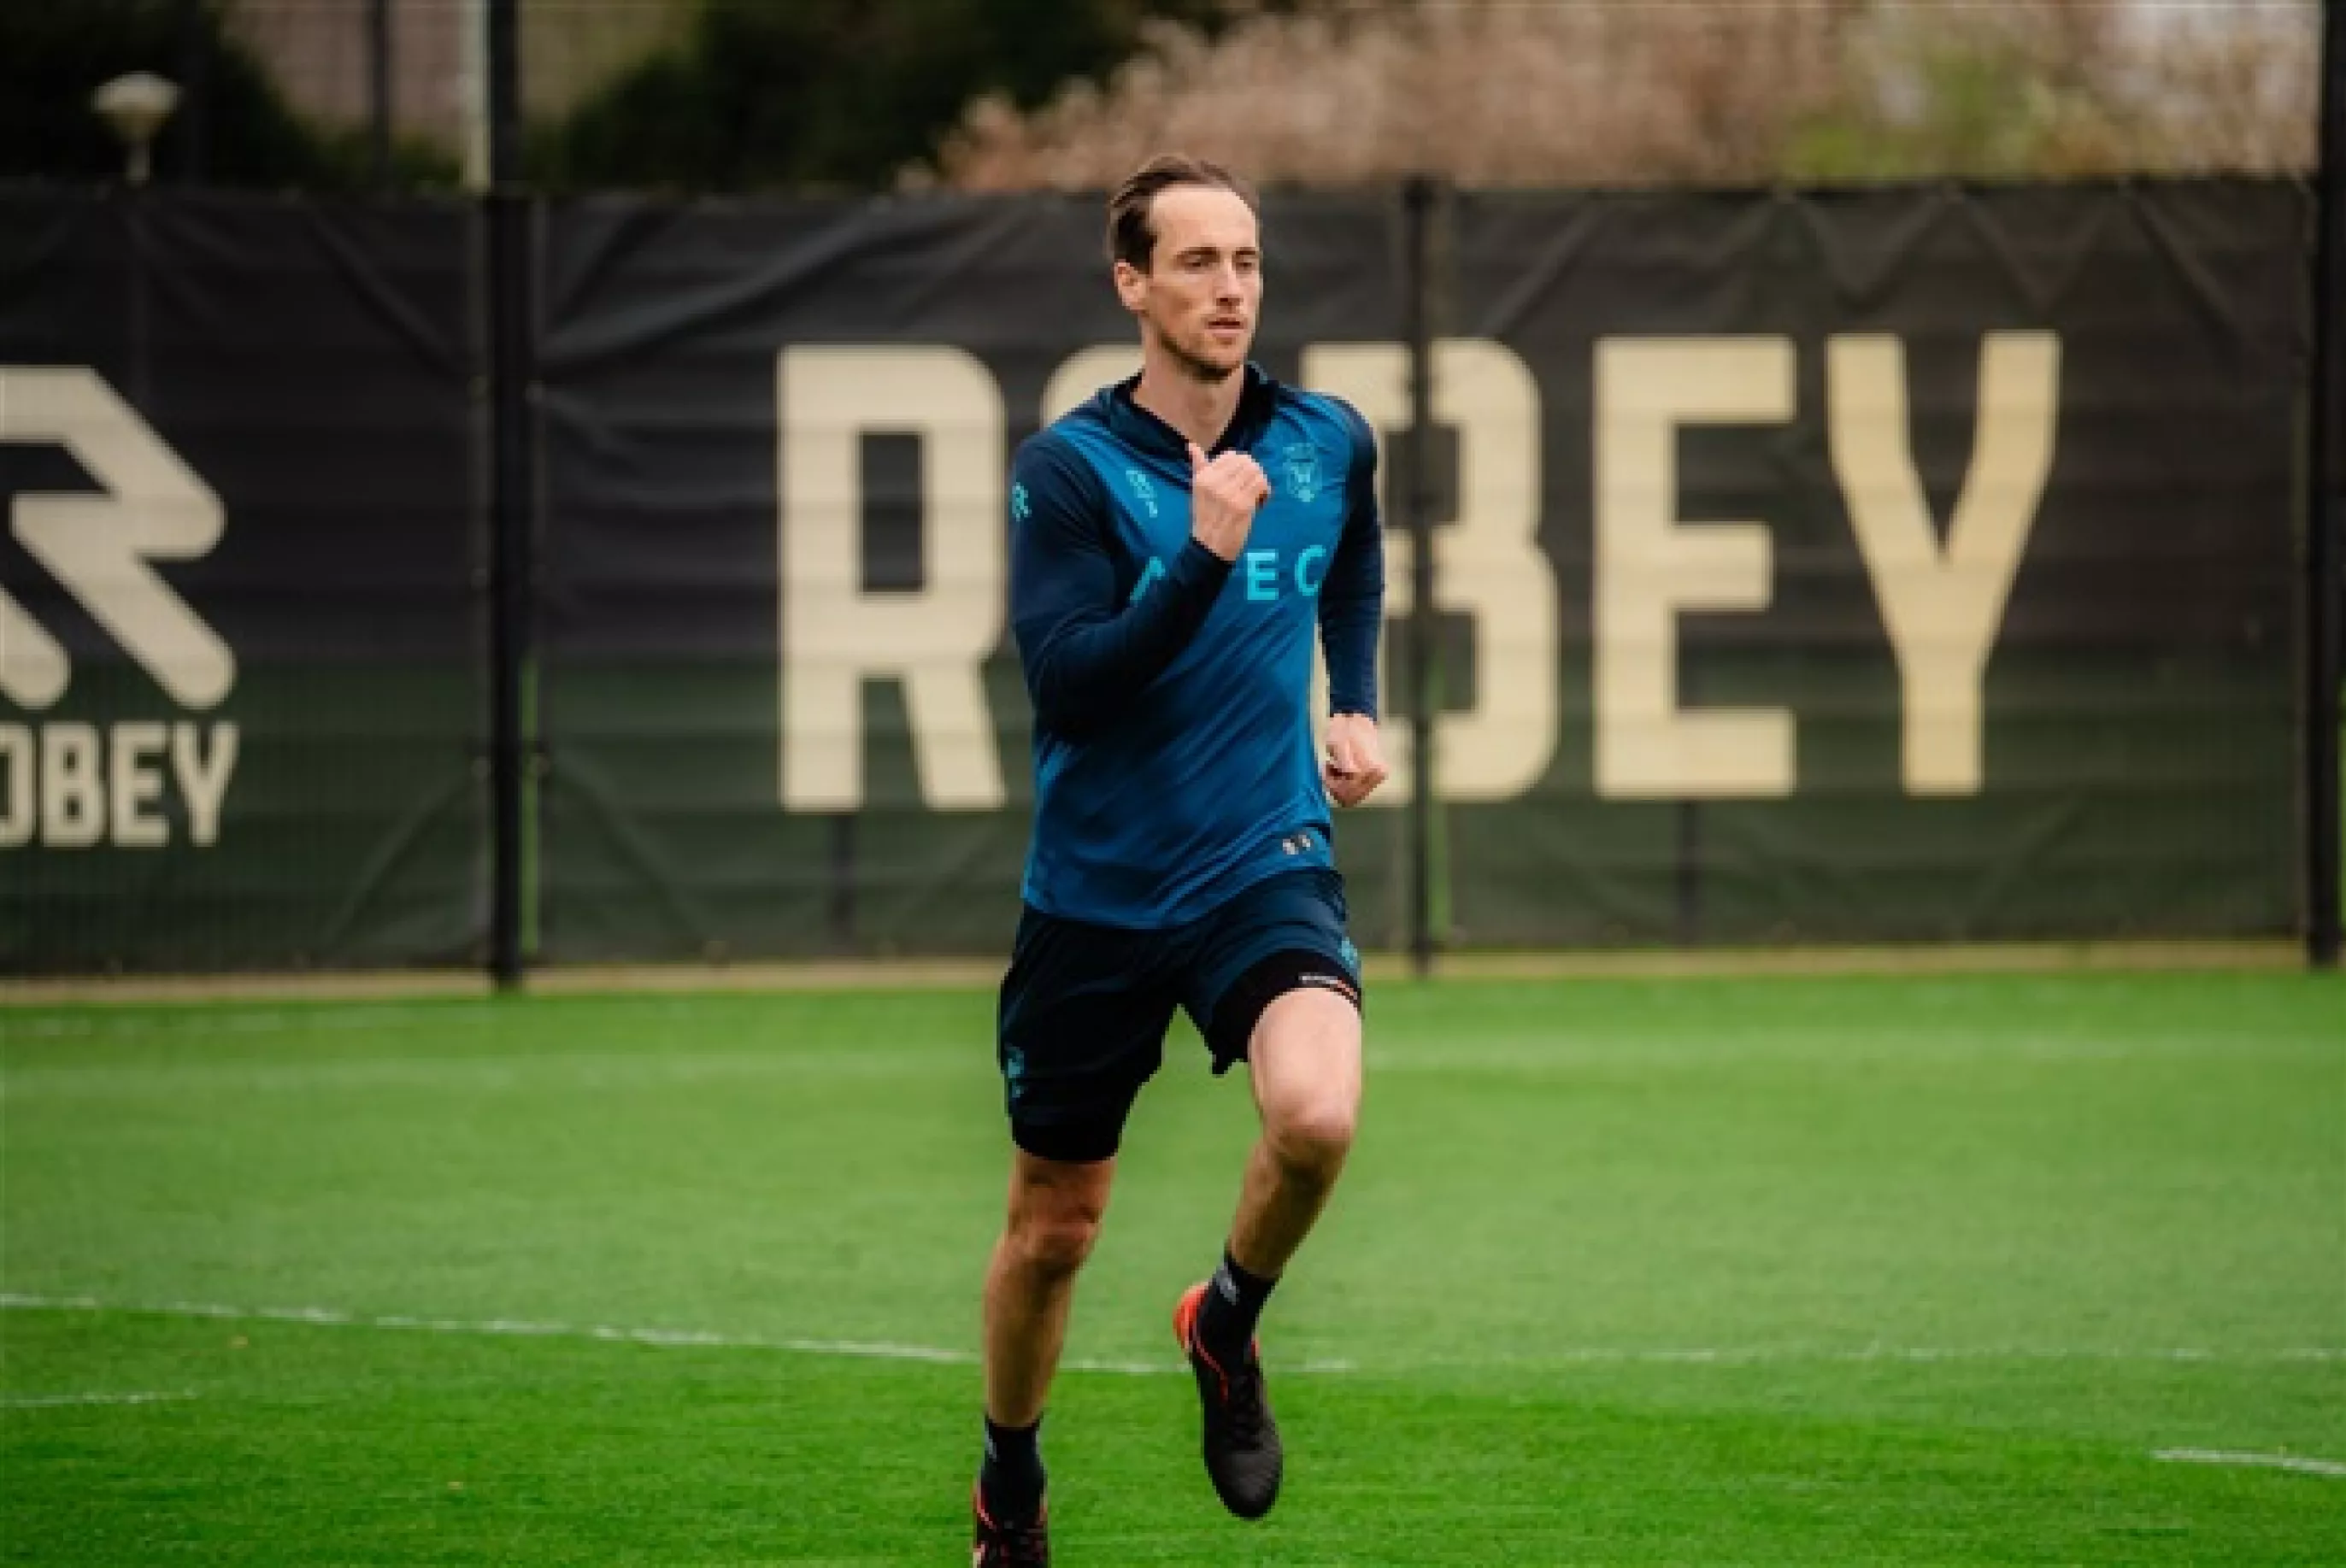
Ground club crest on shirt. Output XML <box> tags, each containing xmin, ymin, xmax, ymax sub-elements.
<box><xmin>1280</xmin><ymin>442</ymin><xmax>1324</xmax><ymax>504</ymax></box>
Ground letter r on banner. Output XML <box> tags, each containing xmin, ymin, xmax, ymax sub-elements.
<box><xmin>778</xmin><ymin>346</ymin><xmax>1007</xmax><ymax>811</ymax></box>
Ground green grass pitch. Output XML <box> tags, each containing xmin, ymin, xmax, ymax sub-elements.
<box><xmin>3</xmin><ymin>972</ymin><xmax>2342</xmax><ymax>1564</ymax></box>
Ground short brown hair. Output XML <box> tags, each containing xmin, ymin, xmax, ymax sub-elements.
<box><xmin>1105</xmin><ymin>156</ymin><xmax>1258</xmax><ymax>271</ymax></box>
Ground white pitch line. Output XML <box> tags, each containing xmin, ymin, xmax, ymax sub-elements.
<box><xmin>0</xmin><ymin>1293</ymin><xmax>1181</xmax><ymax>1376</ymax></box>
<box><xmin>1</xmin><ymin>1295</ymin><xmax>2333</xmax><ymax>1373</ymax></box>
<box><xmin>1426</xmin><ymin>1346</ymin><xmax>2346</xmax><ymax>1365</ymax></box>
<box><xmin>3</xmin><ymin>1390</ymin><xmax>196</xmax><ymax>1409</ymax></box>
<box><xmin>2154</xmin><ymin>1448</ymin><xmax>2346</xmax><ymax>1478</ymax></box>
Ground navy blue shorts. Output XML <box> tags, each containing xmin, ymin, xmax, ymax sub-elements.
<box><xmin>996</xmin><ymin>866</ymin><xmax>1364</xmax><ymax>1164</ymax></box>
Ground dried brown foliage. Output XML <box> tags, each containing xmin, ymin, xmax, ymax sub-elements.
<box><xmin>931</xmin><ymin>0</ymin><xmax>2318</xmax><ymax>191</ymax></box>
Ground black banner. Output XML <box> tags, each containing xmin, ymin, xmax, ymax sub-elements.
<box><xmin>0</xmin><ymin>189</ymin><xmax>485</xmax><ymax>972</ymax></box>
<box><xmin>4</xmin><ymin>181</ymin><xmax>2309</xmax><ymax>972</ymax></box>
<box><xmin>538</xmin><ymin>182</ymin><xmax>2308</xmax><ymax>960</ymax></box>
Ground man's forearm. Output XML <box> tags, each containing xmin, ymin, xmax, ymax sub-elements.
<box><xmin>1021</xmin><ymin>540</ymin><xmax>1234</xmax><ymax>736</ymax></box>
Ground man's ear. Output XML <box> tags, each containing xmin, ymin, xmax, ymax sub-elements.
<box><xmin>1112</xmin><ymin>259</ymin><xmax>1147</xmax><ymax>313</ymax></box>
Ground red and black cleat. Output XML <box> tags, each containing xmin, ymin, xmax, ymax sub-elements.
<box><xmin>972</xmin><ymin>1484</ymin><xmax>1049</xmax><ymax>1566</ymax></box>
<box><xmin>1173</xmin><ymin>1282</ymin><xmax>1284</xmax><ymax>1519</ymax></box>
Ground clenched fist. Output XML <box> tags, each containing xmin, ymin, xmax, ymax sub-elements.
<box><xmin>1322</xmin><ymin>713</ymin><xmax>1389</xmax><ymax>808</ymax></box>
<box><xmin>1187</xmin><ymin>440</ymin><xmax>1270</xmax><ymax>561</ymax></box>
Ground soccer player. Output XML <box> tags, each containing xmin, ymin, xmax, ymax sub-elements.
<box><xmin>970</xmin><ymin>155</ymin><xmax>1388</xmax><ymax>1565</ymax></box>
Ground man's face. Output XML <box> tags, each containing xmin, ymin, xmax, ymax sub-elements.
<box><xmin>1116</xmin><ymin>184</ymin><xmax>1261</xmax><ymax>382</ymax></box>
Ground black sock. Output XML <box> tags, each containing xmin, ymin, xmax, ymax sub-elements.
<box><xmin>1197</xmin><ymin>1244</ymin><xmax>1278</xmax><ymax>1365</ymax></box>
<box><xmin>979</xmin><ymin>1413</ymin><xmax>1045</xmax><ymax>1522</ymax></box>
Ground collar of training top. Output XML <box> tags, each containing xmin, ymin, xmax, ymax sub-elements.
<box><xmin>1099</xmin><ymin>361</ymin><xmax>1281</xmax><ymax>462</ymax></box>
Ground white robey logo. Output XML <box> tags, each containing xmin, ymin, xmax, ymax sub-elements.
<box><xmin>775</xmin><ymin>335</ymin><xmax>2058</xmax><ymax>812</ymax></box>
<box><xmin>1</xmin><ymin>367</ymin><xmax>240</xmax><ymax>849</ymax></box>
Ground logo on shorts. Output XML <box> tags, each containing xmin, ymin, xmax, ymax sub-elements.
<box><xmin>1280</xmin><ymin>443</ymin><xmax>1324</xmax><ymax>504</ymax></box>
<box><xmin>1009</xmin><ymin>482</ymin><xmax>1032</xmax><ymax>522</ymax></box>
<box><xmin>1299</xmin><ymin>971</ymin><xmax>1361</xmax><ymax>1006</ymax></box>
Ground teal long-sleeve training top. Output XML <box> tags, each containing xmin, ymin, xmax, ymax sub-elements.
<box><xmin>1008</xmin><ymin>363</ymin><xmax>1385</xmax><ymax>928</ymax></box>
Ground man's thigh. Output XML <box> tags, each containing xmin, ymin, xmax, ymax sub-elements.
<box><xmin>1247</xmin><ymin>986</ymin><xmax>1364</xmax><ymax>1136</ymax></box>
<box><xmin>1179</xmin><ymin>866</ymin><xmax>1365</xmax><ymax>1074</ymax></box>
<box><xmin>997</xmin><ymin>907</ymin><xmax>1179</xmax><ymax>1163</ymax></box>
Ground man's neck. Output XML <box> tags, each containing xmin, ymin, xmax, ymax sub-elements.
<box><xmin>1132</xmin><ymin>351</ymin><xmax>1246</xmax><ymax>454</ymax></box>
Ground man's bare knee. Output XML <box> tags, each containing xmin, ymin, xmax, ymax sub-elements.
<box><xmin>1251</xmin><ymin>989</ymin><xmax>1363</xmax><ymax>1187</ymax></box>
<box><xmin>1003</xmin><ymin>1154</ymin><xmax>1114</xmax><ymax>1279</ymax></box>
<box><xmin>1266</xmin><ymin>1097</ymin><xmax>1355</xmax><ymax>1183</ymax></box>
<box><xmin>1009</xmin><ymin>1206</ymin><xmax>1102</xmax><ymax>1277</ymax></box>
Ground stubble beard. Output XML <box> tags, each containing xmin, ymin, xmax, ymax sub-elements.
<box><xmin>1154</xmin><ymin>316</ymin><xmax>1248</xmax><ymax>385</ymax></box>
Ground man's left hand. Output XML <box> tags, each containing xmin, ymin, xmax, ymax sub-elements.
<box><xmin>1322</xmin><ymin>714</ymin><xmax>1390</xmax><ymax>808</ymax></box>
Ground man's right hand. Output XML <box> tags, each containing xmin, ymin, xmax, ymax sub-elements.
<box><xmin>1187</xmin><ymin>441</ymin><xmax>1270</xmax><ymax>561</ymax></box>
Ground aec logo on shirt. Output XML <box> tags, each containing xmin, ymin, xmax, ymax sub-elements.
<box><xmin>1</xmin><ymin>367</ymin><xmax>241</xmax><ymax>851</ymax></box>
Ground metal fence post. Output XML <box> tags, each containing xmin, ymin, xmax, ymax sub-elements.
<box><xmin>172</xmin><ymin>0</ymin><xmax>209</xmax><ymax>184</ymax></box>
<box><xmin>2311</xmin><ymin>0</ymin><xmax>2343</xmax><ymax>969</ymax></box>
<box><xmin>1401</xmin><ymin>175</ymin><xmax>1439</xmax><ymax>978</ymax></box>
<box><xmin>486</xmin><ymin>0</ymin><xmax>534</xmax><ymax>987</ymax></box>
<box><xmin>369</xmin><ymin>0</ymin><xmax>395</xmax><ymax>189</ymax></box>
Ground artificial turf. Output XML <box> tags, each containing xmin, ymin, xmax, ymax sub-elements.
<box><xmin>3</xmin><ymin>972</ymin><xmax>2341</xmax><ymax>1563</ymax></box>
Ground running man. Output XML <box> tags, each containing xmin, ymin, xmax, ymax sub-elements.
<box><xmin>972</xmin><ymin>155</ymin><xmax>1388</xmax><ymax>1565</ymax></box>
